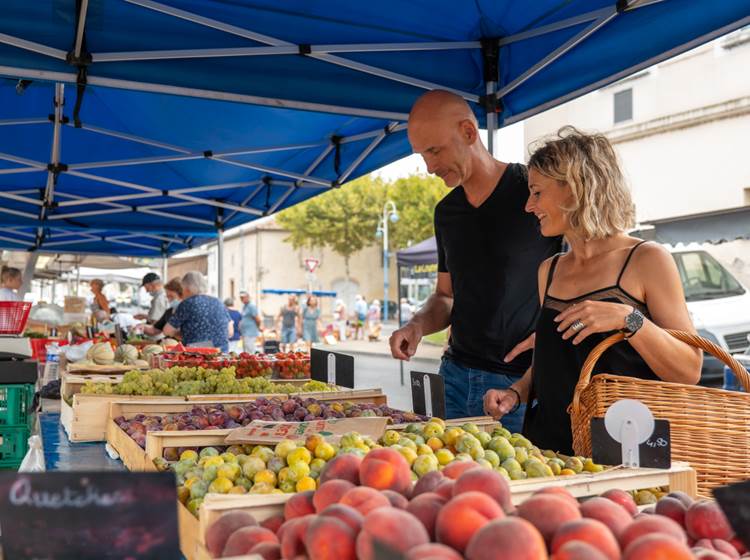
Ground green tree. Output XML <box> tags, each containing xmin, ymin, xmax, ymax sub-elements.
<box><xmin>386</xmin><ymin>174</ymin><xmax>448</xmax><ymax>250</ymax></box>
<box><xmin>276</xmin><ymin>175</ymin><xmax>384</xmax><ymax>281</ymax></box>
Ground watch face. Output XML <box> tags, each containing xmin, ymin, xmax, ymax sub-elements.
<box><xmin>626</xmin><ymin>310</ymin><xmax>644</xmax><ymax>333</ymax></box>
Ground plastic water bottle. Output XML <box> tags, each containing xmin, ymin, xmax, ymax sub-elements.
<box><xmin>724</xmin><ymin>355</ymin><xmax>750</xmax><ymax>392</ymax></box>
<box><xmin>43</xmin><ymin>342</ymin><xmax>61</xmax><ymax>384</ymax></box>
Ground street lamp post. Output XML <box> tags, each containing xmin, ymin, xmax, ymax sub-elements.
<box><xmin>377</xmin><ymin>201</ymin><xmax>398</xmax><ymax>323</ymax></box>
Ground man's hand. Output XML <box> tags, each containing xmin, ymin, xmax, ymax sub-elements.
<box><xmin>389</xmin><ymin>322</ymin><xmax>423</xmax><ymax>361</ymax></box>
<box><xmin>504</xmin><ymin>332</ymin><xmax>535</xmax><ymax>363</ymax></box>
<box><xmin>483</xmin><ymin>389</ymin><xmax>520</xmax><ymax>420</ymax></box>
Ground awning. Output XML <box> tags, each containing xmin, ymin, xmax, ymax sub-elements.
<box><xmin>262</xmin><ymin>289</ymin><xmax>337</xmax><ymax>298</ymax></box>
<box><xmin>633</xmin><ymin>206</ymin><xmax>750</xmax><ymax>245</ymax></box>
<box><xmin>396</xmin><ymin>236</ymin><xmax>438</xmax><ymax>267</ymax></box>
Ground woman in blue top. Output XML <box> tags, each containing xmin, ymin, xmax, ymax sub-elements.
<box><xmin>301</xmin><ymin>295</ymin><xmax>321</xmax><ymax>350</ymax></box>
<box><xmin>483</xmin><ymin>127</ymin><xmax>701</xmax><ymax>454</ymax></box>
<box><xmin>164</xmin><ymin>272</ymin><xmax>233</xmax><ymax>352</ymax></box>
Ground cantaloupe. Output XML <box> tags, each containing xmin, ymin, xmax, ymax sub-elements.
<box><xmin>161</xmin><ymin>338</ymin><xmax>179</xmax><ymax>349</ymax></box>
<box><xmin>114</xmin><ymin>344</ymin><xmax>139</xmax><ymax>364</ymax></box>
<box><xmin>141</xmin><ymin>344</ymin><xmax>163</xmax><ymax>360</ymax></box>
<box><xmin>90</xmin><ymin>342</ymin><xmax>115</xmax><ymax>365</ymax></box>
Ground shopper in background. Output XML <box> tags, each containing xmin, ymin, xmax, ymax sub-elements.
<box><xmin>224</xmin><ymin>298</ymin><xmax>243</xmax><ymax>353</ymax></box>
<box><xmin>400</xmin><ymin>297</ymin><xmax>414</xmax><ymax>325</ymax></box>
<box><xmin>141</xmin><ymin>278</ymin><xmax>183</xmax><ymax>339</ymax></box>
<box><xmin>135</xmin><ymin>272</ymin><xmax>169</xmax><ymax>325</ymax></box>
<box><xmin>89</xmin><ymin>279</ymin><xmax>110</xmax><ymax>321</ymax></box>
<box><xmin>0</xmin><ymin>266</ymin><xmax>22</xmax><ymax>301</ymax></box>
<box><xmin>239</xmin><ymin>291</ymin><xmax>261</xmax><ymax>353</ymax></box>
<box><xmin>333</xmin><ymin>299</ymin><xmax>347</xmax><ymax>342</ymax></box>
<box><xmin>277</xmin><ymin>295</ymin><xmax>300</xmax><ymax>352</ymax></box>
<box><xmin>354</xmin><ymin>294</ymin><xmax>368</xmax><ymax>340</ymax></box>
<box><xmin>484</xmin><ymin>126</ymin><xmax>701</xmax><ymax>454</ymax></box>
<box><xmin>164</xmin><ymin>272</ymin><xmax>232</xmax><ymax>351</ymax></box>
<box><xmin>367</xmin><ymin>298</ymin><xmax>382</xmax><ymax>341</ymax></box>
<box><xmin>301</xmin><ymin>295</ymin><xmax>322</xmax><ymax>350</ymax></box>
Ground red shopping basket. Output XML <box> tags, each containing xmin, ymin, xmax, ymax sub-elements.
<box><xmin>0</xmin><ymin>302</ymin><xmax>31</xmax><ymax>335</ymax></box>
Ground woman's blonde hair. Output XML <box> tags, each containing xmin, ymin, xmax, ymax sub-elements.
<box><xmin>90</xmin><ymin>279</ymin><xmax>104</xmax><ymax>290</ymax></box>
<box><xmin>528</xmin><ymin>126</ymin><xmax>635</xmax><ymax>240</ymax></box>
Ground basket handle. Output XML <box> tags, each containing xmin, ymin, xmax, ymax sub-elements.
<box><xmin>570</xmin><ymin>329</ymin><xmax>750</xmax><ymax>415</ymax></box>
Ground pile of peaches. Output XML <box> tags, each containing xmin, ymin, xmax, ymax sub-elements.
<box><xmin>203</xmin><ymin>445</ymin><xmax>742</xmax><ymax>559</ymax></box>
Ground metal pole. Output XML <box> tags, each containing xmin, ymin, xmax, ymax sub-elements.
<box><xmin>75</xmin><ymin>265</ymin><xmax>80</xmax><ymax>295</ymax></box>
<box><xmin>217</xmin><ymin>230</ymin><xmax>224</xmax><ymax>299</ymax></box>
<box><xmin>383</xmin><ymin>205</ymin><xmax>389</xmax><ymax>323</ymax></box>
<box><xmin>397</xmin><ymin>263</ymin><xmax>404</xmax><ymax>386</ymax></box>
<box><xmin>162</xmin><ymin>257</ymin><xmax>168</xmax><ymax>281</ymax></box>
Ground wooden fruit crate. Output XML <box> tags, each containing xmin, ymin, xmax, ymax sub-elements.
<box><xmin>389</xmin><ymin>416</ymin><xmax>498</xmax><ymax>432</ymax></box>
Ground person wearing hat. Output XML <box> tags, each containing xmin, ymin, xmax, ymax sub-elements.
<box><xmin>135</xmin><ymin>272</ymin><xmax>169</xmax><ymax>325</ymax></box>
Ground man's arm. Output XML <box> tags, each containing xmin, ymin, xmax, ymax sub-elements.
<box><xmin>163</xmin><ymin>323</ymin><xmax>178</xmax><ymax>337</ymax></box>
<box><xmin>389</xmin><ymin>272</ymin><xmax>453</xmax><ymax>360</ymax></box>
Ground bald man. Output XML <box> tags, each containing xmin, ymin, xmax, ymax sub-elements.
<box><xmin>389</xmin><ymin>90</ymin><xmax>561</xmax><ymax>430</ymax></box>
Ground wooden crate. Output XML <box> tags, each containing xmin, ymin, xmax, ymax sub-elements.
<box><xmin>390</xmin><ymin>416</ymin><xmax>498</xmax><ymax>432</ymax></box>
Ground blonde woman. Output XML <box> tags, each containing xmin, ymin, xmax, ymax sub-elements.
<box><xmin>90</xmin><ymin>279</ymin><xmax>110</xmax><ymax>321</ymax></box>
<box><xmin>483</xmin><ymin>126</ymin><xmax>701</xmax><ymax>454</ymax></box>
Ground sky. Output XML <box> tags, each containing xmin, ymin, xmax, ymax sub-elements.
<box><xmin>374</xmin><ymin>121</ymin><xmax>526</xmax><ymax>181</ymax></box>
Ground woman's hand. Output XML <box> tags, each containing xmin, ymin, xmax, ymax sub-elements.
<box><xmin>555</xmin><ymin>300</ymin><xmax>632</xmax><ymax>345</ymax></box>
<box><xmin>483</xmin><ymin>389</ymin><xmax>519</xmax><ymax>420</ymax></box>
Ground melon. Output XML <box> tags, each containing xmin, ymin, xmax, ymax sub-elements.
<box><xmin>161</xmin><ymin>338</ymin><xmax>179</xmax><ymax>349</ymax></box>
<box><xmin>141</xmin><ymin>344</ymin><xmax>163</xmax><ymax>360</ymax></box>
<box><xmin>90</xmin><ymin>342</ymin><xmax>115</xmax><ymax>365</ymax></box>
<box><xmin>114</xmin><ymin>344</ymin><xmax>139</xmax><ymax>364</ymax></box>
<box><xmin>131</xmin><ymin>359</ymin><xmax>150</xmax><ymax>368</ymax></box>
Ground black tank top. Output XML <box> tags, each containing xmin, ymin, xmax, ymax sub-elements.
<box><xmin>524</xmin><ymin>241</ymin><xmax>659</xmax><ymax>455</ymax></box>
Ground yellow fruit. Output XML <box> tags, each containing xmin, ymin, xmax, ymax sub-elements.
<box><xmin>208</xmin><ymin>476</ymin><xmax>233</xmax><ymax>494</ymax></box>
<box><xmin>548</xmin><ymin>461</ymin><xmax>562</xmax><ymax>476</ymax></box>
<box><xmin>227</xmin><ymin>486</ymin><xmax>247</xmax><ymax>494</ymax></box>
<box><xmin>564</xmin><ymin>457</ymin><xmax>584</xmax><ymax>474</ymax></box>
<box><xmin>184</xmin><ymin>476</ymin><xmax>201</xmax><ymax>490</ymax></box>
<box><xmin>220</xmin><ymin>452</ymin><xmax>237</xmax><ymax>464</ymax></box>
<box><xmin>254</xmin><ymin>469</ymin><xmax>277</xmax><ymax>486</ymax></box>
<box><xmin>203</xmin><ymin>456</ymin><xmax>224</xmax><ymax>468</ymax></box>
<box><xmin>399</xmin><ymin>438</ymin><xmax>417</xmax><ymax>451</ymax></box>
<box><xmin>287</xmin><ymin>447</ymin><xmax>312</xmax><ymax>466</ymax></box>
<box><xmin>180</xmin><ymin>450</ymin><xmax>199</xmax><ymax>462</ymax></box>
<box><xmin>279</xmin><ymin>481</ymin><xmax>296</xmax><ymax>493</ymax></box>
<box><xmin>288</xmin><ymin>462</ymin><xmax>311</xmax><ymax>482</ymax></box>
<box><xmin>435</xmin><ymin>449</ymin><xmax>455</xmax><ymax>466</ymax></box>
<box><xmin>251</xmin><ymin>446</ymin><xmax>275</xmax><ymax>463</ymax></box>
<box><xmin>427</xmin><ymin>417</ymin><xmax>446</xmax><ymax>428</ymax></box>
<box><xmin>559</xmin><ymin>468</ymin><xmax>576</xmax><ymax>476</ymax></box>
<box><xmin>275</xmin><ymin>440</ymin><xmax>298</xmax><ymax>460</ymax></box>
<box><xmin>310</xmin><ymin>458</ymin><xmax>327</xmax><ymax>472</ymax></box>
<box><xmin>416</xmin><ymin>444</ymin><xmax>434</xmax><ymax>456</ymax></box>
<box><xmin>278</xmin><ymin>467</ymin><xmax>291</xmax><ymax>484</ymax></box>
<box><xmin>442</xmin><ymin>427</ymin><xmax>463</xmax><ymax>447</ymax></box>
<box><xmin>296</xmin><ymin>476</ymin><xmax>317</xmax><ymax>492</ymax></box>
<box><xmin>382</xmin><ymin>430</ymin><xmax>401</xmax><ymax>446</ymax></box>
<box><xmin>271</xmin><ymin>489</ymin><xmax>285</xmax><ymax>495</ymax></box>
<box><xmin>216</xmin><ymin>463</ymin><xmax>241</xmax><ymax>482</ymax></box>
<box><xmin>426</xmin><ymin>437</ymin><xmax>444</xmax><ymax>451</ymax></box>
<box><xmin>250</xmin><ymin>482</ymin><xmax>275</xmax><ymax>494</ymax></box>
<box><xmin>397</xmin><ymin>447</ymin><xmax>418</xmax><ymax>466</ymax></box>
<box><xmin>314</xmin><ymin>442</ymin><xmax>335</xmax><ymax>461</ymax></box>
<box><xmin>422</xmin><ymin>422</ymin><xmax>444</xmax><ymax>438</ymax></box>
<box><xmin>305</xmin><ymin>434</ymin><xmax>325</xmax><ymax>453</ymax></box>
<box><xmin>583</xmin><ymin>459</ymin><xmax>604</xmax><ymax>473</ymax></box>
<box><xmin>461</xmin><ymin>422</ymin><xmax>480</xmax><ymax>435</ymax></box>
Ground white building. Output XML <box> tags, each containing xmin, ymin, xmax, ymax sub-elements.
<box><xmin>524</xmin><ymin>27</ymin><xmax>750</xmax><ymax>285</ymax></box>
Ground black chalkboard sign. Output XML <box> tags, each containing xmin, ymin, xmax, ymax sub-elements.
<box><xmin>373</xmin><ymin>539</ymin><xmax>406</xmax><ymax>560</ymax></box>
<box><xmin>114</xmin><ymin>324</ymin><xmax>124</xmax><ymax>346</ymax></box>
<box><xmin>591</xmin><ymin>418</ymin><xmax>671</xmax><ymax>469</ymax></box>
<box><xmin>714</xmin><ymin>481</ymin><xmax>750</xmax><ymax>550</ymax></box>
<box><xmin>0</xmin><ymin>472</ymin><xmax>180</xmax><ymax>559</ymax></box>
<box><xmin>410</xmin><ymin>371</ymin><xmax>446</xmax><ymax>419</ymax></box>
<box><xmin>263</xmin><ymin>340</ymin><xmax>280</xmax><ymax>354</ymax></box>
<box><xmin>310</xmin><ymin>348</ymin><xmax>354</xmax><ymax>388</ymax></box>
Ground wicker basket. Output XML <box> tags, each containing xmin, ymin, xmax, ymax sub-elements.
<box><xmin>569</xmin><ymin>329</ymin><xmax>750</xmax><ymax>497</ymax></box>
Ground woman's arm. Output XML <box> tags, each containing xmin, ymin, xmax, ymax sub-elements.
<box><xmin>96</xmin><ymin>293</ymin><xmax>110</xmax><ymax>318</ymax></box>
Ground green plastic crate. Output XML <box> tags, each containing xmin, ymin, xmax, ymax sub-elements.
<box><xmin>0</xmin><ymin>384</ymin><xmax>35</xmax><ymax>427</ymax></box>
<box><xmin>0</xmin><ymin>425</ymin><xmax>30</xmax><ymax>469</ymax></box>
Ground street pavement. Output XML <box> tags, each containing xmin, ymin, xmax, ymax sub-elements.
<box><xmin>312</xmin><ymin>322</ymin><xmax>443</xmax><ymax>411</ymax></box>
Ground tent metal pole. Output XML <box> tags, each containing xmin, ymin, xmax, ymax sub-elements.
<box><xmin>341</xmin><ymin>124</ymin><xmax>406</xmax><ymax>144</ymax></box>
<box><xmin>0</xmin><ymin>151</ymin><xmax>47</xmax><ymax>169</ymax></box>
<box><xmin>217</xmin><ymin>229</ymin><xmax>225</xmax><ymax>300</ymax></box>
<box><xmin>162</xmin><ymin>258</ymin><xmax>168</xmax><ymax>282</ymax></box>
<box><xmin>0</xmin><ymin>235</ymin><xmax>31</xmax><ymax>247</ymax></box>
<box><xmin>0</xmin><ymin>32</ymin><xmax>67</xmax><ymax>60</ymax></box>
<box><xmin>0</xmin><ymin>167</ymin><xmax>46</xmax><ymax>175</ymax></box>
<box><xmin>397</xmin><ymin>263</ymin><xmax>404</xmax><ymax>386</ymax></box>
<box><xmin>42</xmin><ymin>83</ymin><xmax>64</xmax><ymax>215</ymax></box>
<box><xmin>338</xmin><ymin>130</ymin><xmax>388</xmax><ymax>184</ymax></box>
<box><xmin>73</xmin><ymin>0</ymin><xmax>90</xmax><ymax>59</ymax></box>
<box><xmin>497</xmin><ymin>9</ymin><xmax>618</xmax><ymax>99</ymax></box>
<box><xmin>216</xmin><ymin>158</ymin><xmax>332</xmax><ymax>186</ymax></box>
<box><xmin>20</xmin><ymin>254</ymin><xmax>38</xmax><ymax>299</ymax></box>
<box><xmin>223</xmin><ymin>185</ymin><xmax>267</xmax><ymax>224</ymax></box>
<box><xmin>0</xmin><ymin>207</ymin><xmax>40</xmax><ymax>220</ymax></box>
<box><xmin>140</xmin><ymin>208</ymin><xmax>215</xmax><ymax>227</ymax></box>
<box><xmin>0</xmin><ymin>118</ymin><xmax>49</xmax><ymax>126</ymax></box>
<box><xmin>0</xmin><ymin>192</ymin><xmax>43</xmax><ymax>206</ymax></box>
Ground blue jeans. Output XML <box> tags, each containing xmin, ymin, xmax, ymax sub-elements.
<box><xmin>438</xmin><ymin>357</ymin><xmax>526</xmax><ymax>434</ymax></box>
<box><xmin>281</xmin><ymin>327</ymin><xmax>296</xmax><ymax>343</ymax></box>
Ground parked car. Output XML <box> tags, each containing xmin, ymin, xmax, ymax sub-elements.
<box><xmin>670</xmin><ymin>247</ymin><xmax>750</xmax><ymax>386</ymax></box>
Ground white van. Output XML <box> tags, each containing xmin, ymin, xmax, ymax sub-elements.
<box><xmin>670</xmin><ymin>248</ymin><xmax>750</xmax><ymax>385</ymax></box>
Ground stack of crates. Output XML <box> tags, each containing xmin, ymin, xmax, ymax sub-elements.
<box><xmin>0</xmin><ymin>384</ymin><xmax>35</xmax><ymax>469</ymax></box>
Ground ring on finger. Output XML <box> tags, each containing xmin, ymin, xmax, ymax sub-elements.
<box><xmin>570</xmin><ymin>319</ymin><xmax>586</xmax><ymax>333</ymax></box>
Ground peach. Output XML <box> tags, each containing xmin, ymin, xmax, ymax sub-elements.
<box><xmin>517</xmin><ymin>494</ymin><xmax>582</xmax><ymax>546</ymax></box>
<box><xmin>619</xmin><ymin>515</ymin><xmax>687</xmax><ymax>550</ymax></box>
<box><xmin>339</xmin><ymin>486</ymin><xmax>391</xmax><ymax>516</ymax></box>
<box><xmin>305</xmin><ymin>514</ymin><xmax>357</xmax><ymax>560</ymax></box>
<box><xmin>285</xmin><ymin>490</ymin><xmax>316</xmax><ymax>520</ymax></box>
<box><xmin>280</xmin><ymin>514</ymin><xmax>314</xmax><ymax>559</ymax></box>
<box><xmin>205</xmin><ymin>510</ymin><xmax>258</xmax><ymax>557</ymax></box>
<box><xmin>356</xmin><ymin>507</ymin><xmax>429</xmax><ymax>560</ymax></box>
<box><xmin>383</xmin><ymin>489</ymin><xmax>409</xmax><ymax>509</ymax></box>
<box><xmin>534</xmin><ymin>486</ymin><xmax>579</xmax><ymax>507</ymax></box>
<box><xmin>260</xmin><ymin>514</ymin><xmax>285</xmax><ymax>534</ymax></box>
<box><xmin>434</xmin><ymin>479</ymin><xmax>455</xmax><ymax>500</ymax></box>
<box><xmin>320</xmin><ymin>503</ymin><xmax>364</xmax><ymax>533</ymax></box>
<box><xmin>407</xmin><ymin>492</ymin><xmax>447</xmax><ymax>540</ymax></box>
<box><xmin>693</xmin><ymin>550</ymin><xmax>735</xmax><ymax>560</ymax></box>
<box><xmin>249</xmin><ymin>541</ymin><xmax>282</xmax><ymax>560</ymax></box>
<box><xmin>222</xmin><ymin>526</ymin><xmax>278</xmax><ymax>557</ymax></box>
<box><xmin>580</xmin><ymin>496</ymin><xmax>632</xmax><ymax>538</ymax></box>
<box><xmin>453</xmin><ymin>467</ymin><xmax>512</xmax><ymax>511</ymax></box>
<box><xmin>551</xmin><ymin>541</ymin><xmax>609</xmax><ymax>560</ymax></box>
<box><xmin>313</xmin><ymin>479</ymin><xmax>355</xmax><ymax>512</ymax></box>
<box><xmin>436</xmin><ymin>491</ymin><xmax>505</xmax><ymax>553</ymax></box>
<box><xmin>465</xmin><ymin>517</ymin><xmax>547</xmax><ymax>560</ymax></box>
<box><xmin>319</xmin><ymin>453</ymin><xmax>362</xmax><ymax>485</ymax></box>
<box><xmin>406</xmin><ymin>543</ymin><xmax>463</xmax><ymax>560</ymax></box>
<box><xmin>413</xmin><ymin>470</ymin><xmax>445</xmax><ymax>497</ymax></box>
<box><xmin>731</xmin><ymin>537</ymin><xmax>747</xmax><ymax>555</ymax></box>
<box><xmin>667</xmin><ymin>491</ymin><xmax>695</xmax><ymax>509</ymax></box>
<box><xmin>694</xmin><ymin>539</ymin><xmax>741</xmax><ymax>559</ymax></box>
<box><xmin>551</xmin><ymin>518</ymin><xmax>621</xmax><ymax>560</ymax></box>
<box><xmin>601</xmin><ymin>488</ymin><xmax>638</xmax><ymax>516</ymax></box>
<box><xmin>359</xmin><ymin>448</ymin><xmax>412</xmax><ymax>495</ymax></box>
<box><xmin>623</xmin><ymin>533</ymin><xmax>694</xmax><ymax>559</ymax></box>
<box><xmin>442</xmin><ymin>461</ymin><xmax>479</xmax><ymax>480</ymax></box>
<box><xmin>686</xmin><ymin>501</ymin><xmax>734</xmax><ymax>541</ymax></box>
<box><xmin>655</xmin><ymin>496</ymin><xmax>687</xmax><ymax>528</ymax></box>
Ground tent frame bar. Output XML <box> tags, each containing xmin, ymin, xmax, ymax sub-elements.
<box><xmin>73</xmin><ymin>0</ymin><xmax>90</xmax><ymax>59</ymax></box>
<box><xmin>0</xmin><ymin>118</ymin><xmax>48</xmax><ymax>126</ymax></box>
<box><xmin>0</xmin><ymin>32</ymin><xmax>67</xmax><ymax>60</ymax></box>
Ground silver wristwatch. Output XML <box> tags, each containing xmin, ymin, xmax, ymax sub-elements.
<box><xmin>623</xmin><ymin>308</ymin><xmax>645</xmax><ymax>339</ymax></box>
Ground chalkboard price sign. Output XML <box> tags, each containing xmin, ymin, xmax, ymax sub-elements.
<box><xmin>310</xmin><ymin>348</ymin><xmax>355</xmax><ymax>388</ymax></box>
<box><xmin>0</xmin><ymin>472</ymin><xmax>180</xmax><ymax>559</ymax></box>
<box><xmin>410</xmin><ymin>371</ymin><xmax>446</xmax><ymax>419</ymax></box>
<box><xmin>591</xmin><ymin>418</ymin><xmax>671</xmax><ymax>469</ymax></box>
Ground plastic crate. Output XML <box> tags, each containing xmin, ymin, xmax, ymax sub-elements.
<box><xmin>0</xmin><ymin>301</ymin><xmax>32</xmax><ymax>335</ymax></box>
<box><xmin>0</xmin><ymin>384</ymin><xmax>35</xmax><ymax>427</ymax></box>
<box><xmin>0</xmin><ymin>425</ymin><xmax>30</xmax><ymax>469</ymax></box>
<box><xmin>29</xmin><ymin>338</ymin><xmax>68</xmax><ymax>363</ymax></box>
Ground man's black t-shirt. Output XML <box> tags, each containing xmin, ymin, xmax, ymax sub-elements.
<box><xmin>435</xmin><ymin>163</ymin><xmax>561</xmax><ymax>376</ymax></box>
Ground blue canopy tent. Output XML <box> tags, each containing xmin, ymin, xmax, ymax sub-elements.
<box><xmin>0</xmin><ymin>0</ymin><xmax>746</xmax><ymax>263</ymax></box>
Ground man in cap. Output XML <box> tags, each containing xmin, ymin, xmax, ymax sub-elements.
<box><xmin>135</xmin><ymin>272</ymin><xmax>169</xmax><ymax>325</ymax></box>
<box><xmin>239</xmin><ymin>291</ymin><xmax>262</xmax><ymax>353</ymax></box>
